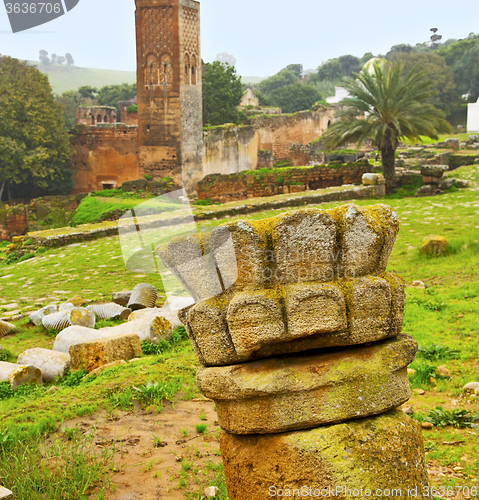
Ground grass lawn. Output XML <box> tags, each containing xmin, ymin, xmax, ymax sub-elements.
<box><xmin>1</xmin><ymin>164</ymin><xmax>479</xmax><ymax>498</ymax></box>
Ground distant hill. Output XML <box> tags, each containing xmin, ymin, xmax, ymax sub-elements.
<box><xmin>29</xmin><ymin>62</ymin><xmax>136</xmax><ymax>95</ymax></box>
<box><xmin>241</xmin><ymin>76</ymin><xmax>267</xmax><ymax>85</ymax></box>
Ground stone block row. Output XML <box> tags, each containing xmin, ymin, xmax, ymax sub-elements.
<box><xmin>156</xmin><ymin>204</ymin><xmax>399</xmax><ymax>302</ymax></box>
<box><xmin>182</xmin><ymin>272</ymin><xmax>405</xmax><ymax>366</ymax></box>
<box><xmin>197</xmin><ymin>334</ymin><xmax>417</xmax><ymax>434</ymax></box>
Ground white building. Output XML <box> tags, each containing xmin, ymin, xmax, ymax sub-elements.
<box><xmin>467</xmin><ymin>98</ymin><xmax>479</xmax><ymax>132</ymax></box>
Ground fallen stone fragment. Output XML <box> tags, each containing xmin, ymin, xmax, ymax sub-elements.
<box><xmin>112</xmin><ymin>291</ymin><xmax>131</xmax><ymax>307</ymax></box>
<box><xmin>204</xmin><ymin>486</ymin><xmax>219</xmax><ymax>498</ymax></box>
<box><xmin>59</xmin><ymin>302</ymin><xmax>75</xmax><ymax>312</ymax></box>
<box><xmin>127</xmin><ymin>283</ymin><xmax>158</xmax><ymax>310</ymax></box>
<box><xmin>420</xmin><ymin>164</ymin><xmax>448</xmax><ymax>177</ymax></box>
<box><xmin>436</xmin><ymin>365</ymin><xmax>452</xmax><ymax>377</ymax></box>
<box><xmin>53</xmin><ymin>326</ymin><xmax>121</xmax><ymax>353</ymax></box>
<box><xmin>412</xmin><ymin>280</ymin><xmax>425</xmax><ymax>289</ymax></box>
<box><xmin>220</xmin><ymin>411</ymin><xmax>431</xmax><ymax>500</ymax></box>
<box><xmin>421</xmin><ymin>235</ymin><xmax>448</xmax><ymax>256</ymax></box>
<box><xmin>0</xmin><ymin>320</ymin><xmax>16</xmax><ymax>338</ymax></box>
<box><xmin>362</xmin><ymin>172</ymin><xmax>378</xmax><ymax>185</ymax></box>
<box><xmin>66</xmin><ymin>295</ymin><xmax>84</xmax><ymax>307</ymax></box>
<box><xmin>421</xmin><ymin>421</ymin><xmax>433</xmax><ymax>429</ymax></box>
<box><xmin>128</xmin><ymin>307</ymin><xmax>161</xmax><ymax>321</ymax></box>
<box><xmin>0</xmin><ymin>361</ymin><xmax>42</xmax><ymax>391</ymax></box>
<box><xmin>463</xmin><ymin>381</ymin><xmax>479</xmax><ymax>391</ymax></box>
<box><xmin>29</xmin><ymin>304</ymin><xmax>58</xmax><ymax>326</ymax></box>
<box><xmin>197</xmin><ymin>334</ymin><xmax>417</xmax><ymax>434</ymax></box>
<box><xmin>70</xmin><ymin>334</ymin><xmax>141</xmax><ymax>372</ymax></box>
<box><xmin>87</xmin><ymin>303</ymin><xmax>131</xmax><ymax>320</ymax></box>
<box><xmin>42</xmin><ymin>307</ymin><xmax>95</xmax><ymax>332</ymax></box>
<box><xmin>17</xmin><ymin>348</ymin><xmax>70</xmax><ymax>381</ymax></box>
<box><xmin>0</xmin><ymin>486</ymin><xmax>14</xmax><ymax>499</ymax></box>
<box><xmin>99</xmin><ymin>315</ymin><xmax>172</xmax><ymax>344</ymax></box>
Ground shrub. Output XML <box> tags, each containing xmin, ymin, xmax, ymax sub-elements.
<box><xmin>62</xmin><ymin>369</ymin><xmax>88</xmax><ymax>387</ymax></box>
<box><xmin>424</xmin><ymin>407</ymin><xmax>479</xmax><ymax>428</ymax></box>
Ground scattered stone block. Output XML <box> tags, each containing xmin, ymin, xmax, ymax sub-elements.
<box><xmin>17</xmin><ymin>348</ymin><xmax>70</xmax><ymax>381</ymax></box>
<box><xmin>456</xmin><ymin>179</ymin><xmax>469</xmax><ymax>188</ymax></box>
<box><xmin>463</xmin><ymin>381</ymin><xmax>479</xmax><ymax>391</ymax></box>
<box><xmin>67</xmin><ymin>295</ymin><xmax>84</xmax><ymax>307</ymax></box>
<box><xmin>412</xmin><ymin>280</ymin><xmax>426</xmax><ymax>289</ymax></box>
<box><xmin>0</xmin><ymin>320</ymin><xmax>16</xmax><ymax>338</ymax></box>
<box><xmin>0</xmin><ymin>361</ymin><xmax>42</xmax><ymax>391</ymax></box>
<box><xmin>421</xmin><ymin>235</ymin><xmax>448</xmax><ymax>256</ymax></box>
<box><xmin>69</xmin><ymin>334</ymin><xmax>142</xmax><ymax>372</ymax></box>
<box><xmin>436</xmin><ymin>365</ymin><xmax>452</xmax><ymax>377</ymax></box>
<box><xmin>127</xmin><ymin>283</ymin><xmax>158</xmax><ymax>310</ymax></box>
<box><xmin>361</xmin><ymin>172</ymin><xmax>378</xmax><ymax>185</ymax></box>
<box><xmin>420</xmin><ymin>164</ymin><xmax>448</xmax><ymax>177</ymax></box>
<box><xmin>29</xmin><ymin>304</ymin><xmax>58</xmax><ymax>326</ymax></box>
<box><xmin>272</xmin><ymin>209</ymin><xmax>336</xmax><ymax>283</ymax></box>
<box><xmin>444</xmin><ymin>138</ymin><xmax>459</xmax><ymax>150</ymax></box>
<box><xmin>0</xmin><ymin>487</ymin><xmax>14</xmax><ymax>499</ymax></box>
<box><xmin>112</xmin><ymin>291</ymin><xmax>131</xmax><ymax>307</ymax></box>
<box><xmin>204</xmin><ymin>486</ymin><xmax>219</xmax><ymax>498</ymax></box>
<box><xmin>439</xmin><ymin>178</ymin><xmax>455</xmax><ymax>190</ymax></box>
<box><xmin>42</xmin><ymin>307</ymin><xmax>95</xmax><ymax>331</ymax></box>
<box><xmin>197</xmin><ymin>334</ymin><xmax>417</xmax><ymax>434</ymax></box>
<box><xmin>86</xmin><ymin>303</ymin><xmax>131</xmax><ymax>320</ymax></box>
<box><xmin>53</xmin><ymin>326</ymin><xmax>120</xmax><ymax>353</ymax></box>
<box><xmin>220</xmin><ymin>411</ymin><xmax>431</xmax><ymax>500</ymax></box>
<box><xmin>99</xmin><ymin>315</ymin><xmax>172</xmax><ymax>344</ymax></box>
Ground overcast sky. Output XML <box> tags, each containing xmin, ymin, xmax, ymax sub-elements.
<box><xmin>0</xmin><ymin>0</ymin><xmax>477</xmax><ymax>77</ymax></box>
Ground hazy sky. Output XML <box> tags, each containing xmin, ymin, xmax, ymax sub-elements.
<box><xmin>0</xmin><ymin>0</ymin><xmax>477</xmax><ymax>77</ymax></box>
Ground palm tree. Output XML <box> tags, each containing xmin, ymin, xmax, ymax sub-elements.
<box><xmin>322</xmin><ymin>61</ymin><xmax>452</xmax><ymax>192</ymax></box>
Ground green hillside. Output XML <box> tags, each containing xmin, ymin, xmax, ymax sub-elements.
<box><xmin>29</xmin><ymin>62</ymin><xmax>136</xmax><ymax>95</ymax></box>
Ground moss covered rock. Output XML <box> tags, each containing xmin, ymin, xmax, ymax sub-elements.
<box><xmin>197</xmin><ymin>334</ymin><xmax>417</xmax><ymax>434</ymax></box>
<box><xmin>220</xmin><ymin>410</ymin><xmax>431</xmax><ymax>500</ymax></box>
<box><xmin>421</xmin><ymin>235</ymin><xmax>448</xmax><ymax>256</ymax></box>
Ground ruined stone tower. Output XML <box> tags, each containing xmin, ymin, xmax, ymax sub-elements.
<box><xmin>135</xmin><ymin>0</ymin><xmax>203</xmax><ymax>192</ymax></box>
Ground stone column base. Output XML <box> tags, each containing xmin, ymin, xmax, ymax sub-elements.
<box><xmin>220</xmin><ymin>410</ymin><xmax>432</xmax><ymax>500</ymax></box>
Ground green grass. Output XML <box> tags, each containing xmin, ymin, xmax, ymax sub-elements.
<box><xmin>400</xmin><ymin>133</ymin><xmax>473</xmax><ymax>146</ymax></box>
<box><xmin>29</xmin><ymin>63</ymin><xmax>136</xmax><ymax>95</ymax></box>
<box><xmin>1</xmin><ymin>162</ymin><xmax>479</xmax><ymax>495</ymax></box>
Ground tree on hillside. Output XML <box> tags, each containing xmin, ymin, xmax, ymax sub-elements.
<box><xmin>39</xmin><ymin>50</ymin><xmax>50</xmax><ymax>65</ymax></box>
<box><xmin>65</xmin><ymin>53</ymin><xmax>74</xmax><ymax>66</ymax></box>
<box><xmin>78</xmin><ymin>85</ymin><xmax>98</xmax><ymax>99</ymax></box>
<box><xmin>55</xmin><ymin>90</ymin><xmax>97</xmax><ymax>129</ymax></box>
<box><xmin>452</xmin><ymin>44</ymin><xmax>479</xmax><ymax>100</ymax></box>
<box><xmin>322</xmin><ymin>61</ymin><xmax>451</xmax><ymax>192</ymax></box>
<box><xmin>285</xmin><ymin>64</ymin><xmax>303</xmax><ymax>79</ymax></box>
<box><xmin>268</xmin><ymin>83</ymin><xmax>322</xmax><ymax>113</ymax></box>
<box><xmin>202</xmin><ymin>61</ymin><xmax>243</xmax><ymax>125</ymax></box>
<box><xmin>257</xmin><ymin>68</ymin><xmax>298</xmax><ymax>96</ymax></box>
<box><xmin>316</xmin><ymin>59</ymin><xmax>342</xmax><ymax>83</ymax></box>
<box><xmin>0</xmin><ymin>55</ymin><xmax>73</xmax><ymax>200</ymax></box>
<box><xmin>388</xmin><ymin>52</ymin><xmax>459</xmax><ymax>114</ymax></box>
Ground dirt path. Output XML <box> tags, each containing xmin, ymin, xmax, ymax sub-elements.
<box><xmin>58</xmin><ymin>398</ymin><xmax>221</xmax><ymax>499</ymax></box>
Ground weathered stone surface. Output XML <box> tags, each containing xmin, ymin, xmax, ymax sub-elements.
<box><xmin>420</xmin><ymin>164</ymin><xmax>448</xmax><ymax>177</ymax></box>
<box><xmin>362</xmin><ymin>172</ymin><xmax>378</xmax><ymax>185</ymax></box>
<box><xmin>444</xmin><ymin>138</ymin><xmax>459</xmax><ymax>150</ymax></box>
<box><xmin>17</xmin><ymin>348</ymin><xmax>70</xmax><ymax>381</ymax></box>
<box><xmin>285</xmin><ymin>283</ymin><xmax>347</xmax><ymax>339</ymax></box>
<box><xmin>0</xmin><ymin>486</ymin><xmax>14</xmax><ymax>499</ymax></box>
<box><xmin>209</xmin><ymin>220</ymin><xmax>269</xmax><ymax>289</ymax></box>
<box><xmin>456</xmin><ymin>179</ymin><xmax>469</xmax><ymax>188</ymax></box>
<box><xmin>53</xmin><ymin>326</ymin><xmax>118</xmax><ymax>353</ymax></box>
<box><xmin>99</xmin><ymin>315</ymin><xmax>172</xmax><ymax>344</ymax></box>
<box><xmin>220</xmin><ymin>411</ymin><xmax>431</xmax><ymax>500</ymax></box>
<box><xmin>69</xmin><ymin>334</ymin><xmax>142</xmax><ymax>372</ymax></box>
<box><xmin>330</xmin><ymin>204</ymin><xmax>399</xmax><ymax>277</ymax></box>
<box><xmin>29</xmin><ymin>304</ymin><xmax>58</xmax><ymax>326</ymax></box>
<box><xmin>227</xmin><ymin>289</ymin><xmax>285</xmax><ymax>358</ymax></box>
<box><xmin>67</xmin><ymin>295</ymin><xmax>84</xmax><ymax>307</ymax></box>
<box><xmin>439</xmin><ymin>178</ymin><xmax>455</xmax><ymax>190</ymax></box>
<box><xmin>421</xmin><ymin>235</ymin><xmax>448</xmax><ymax>256</ymax></box>
<box><xmin>87</xmin><ymin>303</ymin><xmax>131</xmax><ymax>320</ymax></box>
<box><xmin>0</xmin><ymin>361</ymin><xmax>42</xmax><ymax>391</ymax></box>
<box><xmin>186</xmin><ymin>272</ymin><xmax>404</xmax><ymax>366</ymax></box>
<box><xmin>0</xmin><ymin>320</ymin><xmax>16</xmax><ymax>338</ymax></box>
<box><xmin>272</xmin><ymin>209</ymin><xmax>336</xmax><ymax>283</ymax></box>
<box><xmin>463</xmin><ymin>381</ymin><xmax>479</xmax><ymax>391</ymax></box>
<box><xmin>127</xmin><ymin>283</ymin><xmax>158</xmax><ymax>310</ymax></box>
<box><xmin>112</xmin><ymin>291</ymin><xmax>131</xmax><ymax>307</ymax></box>
<box><xmin>42</xmin><ymin>307</ymin><xmax>95</xmax><ymax>332</ymax></box>
<box><xmin>197</xmin><ymin>334</ymin><xmax>417</xmax><ymax>434</ymax></box>
<box><xmin>156</xmin><ymin>235</ymin><xmax>222</xmax><ymax>302</ymax></box>
<box><xmin>347</xmin><ymin>276</ymin><xmax>392</xmax><ymax>342</ymax></box>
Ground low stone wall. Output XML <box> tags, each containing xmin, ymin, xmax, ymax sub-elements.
<box><xmin>197</xmin><ymin>162</ymin><xmax>371</xmax><ymax>202</ymax></box>
<box><xmin>9</xmin><ymin>184</ymin><xmax>385</xmax><ymax>251</ymax></box>
<box><xmin>0</xmin><ymin>205</ymin><xmax>29</xmax><ymax>241</ymax></box>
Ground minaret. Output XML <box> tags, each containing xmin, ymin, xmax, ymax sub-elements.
<box><xmin>135</xmin><ymin>0</ymin><xmax>203</xmax><ymax>192</ymax></box>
